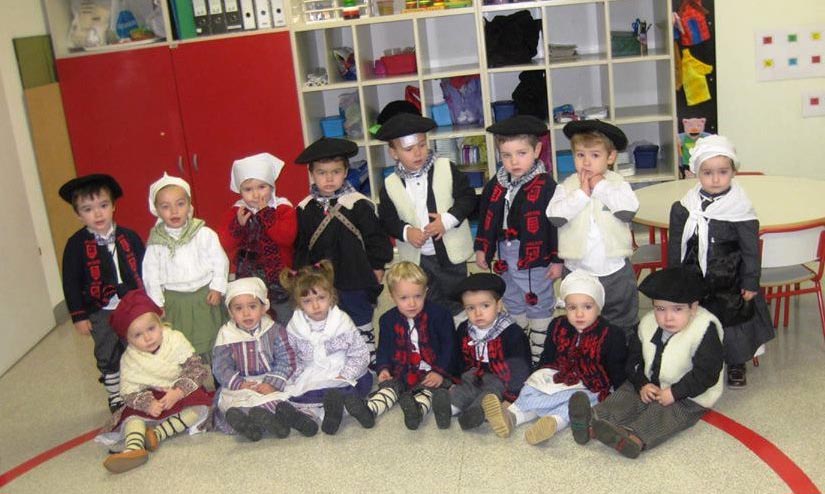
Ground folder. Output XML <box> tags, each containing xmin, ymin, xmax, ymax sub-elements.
<box><xmin>269</xmin><ymin>0</ymin><xmax>286</xmax><ymax>27</ymax></box>
<box><xmin>254</xmin><ymin>0</ymin><xmax>273</xmax><ymax>29</ymax></box>
<box><xmin>171</xmin><ymin>0</ymin><xmax>197</xmax><ymax>39</ymax></box>
<box><xmin>240</xmin><ymin>0</ymin><xmax>257</xmax><ymax>30</ymax></box>
<box><xmin>192</xmin><ymin>0</ymin><xmax>210</xmax><ymax>36</ymax></box>
<box><xmin>207</xmin><ymin>0</ymin><xmax>227</xmax><ymax>34</ymax></box>
<box><xmin>223</xmin><ymin>0</ymin><xmax>243</xmax><ymax>31</ymax></box>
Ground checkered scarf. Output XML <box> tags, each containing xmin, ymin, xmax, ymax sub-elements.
<box><xmin>394</xmin><ymin>151</ymin><xmax>436</xmax><ymax>181</ymax></box>
<box><xmin>310</xmin><ymin>181</ymin><xmax>358</xmax><ymax>211</ymax></box>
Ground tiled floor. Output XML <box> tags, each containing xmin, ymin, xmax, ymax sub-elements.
<box><xmin>2</xmin><ymin>289</ymin><xmax>824</xmax><ymax>493</ymax></box>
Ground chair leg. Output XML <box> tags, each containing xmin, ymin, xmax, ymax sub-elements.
<box><xmin>765</xmin><ymin>287</ymin><xmax>772</xmax><ymax>306</ymax></box>
<box><xmin>752</xmin><ymin>356</ymin><xmax>759</xmax><ymax>367</ymax></box>
<box><xmin>784</xmin><ymin>285</ymin><xmax>794</xmax><ymax>328</ymax></box>
<box><xmin>773</xmin><ymin>295</ymin><xmax>781</xmax><ymax>328</ymax></box>
<box><xmin>816</xmin><ymin>287</ymin><xmax>825</xmax><ymax>344</ymax></box>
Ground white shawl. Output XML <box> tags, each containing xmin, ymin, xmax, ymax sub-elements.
<box><xmin>120</xmin><ymin>327</ymin><xmax>195</xmax><ymax>396</ymax></box>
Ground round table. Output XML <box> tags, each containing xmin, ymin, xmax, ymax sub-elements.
<box><xmin>633</xmin><ymin>175</ymin><xmax>825</xmax><ymax>230</ymax></box>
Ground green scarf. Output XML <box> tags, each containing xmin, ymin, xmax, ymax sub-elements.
<box><xmin>147</xmin><ymin>218</ymin><xmax>205</xmax><ymax>257</ymax></box>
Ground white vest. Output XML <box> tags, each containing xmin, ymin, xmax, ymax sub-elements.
<box><xmin>384</xmin><ymin>157</ymin><xmax>473</xmax><ymax>264</ymax></box>
<box><xmin>638</xmin><ymin>307</ymin><xmax>724</xmax><ymax>408</ymax></box>
<box><xmin>556</xmin><ymin>171</ymin><xmax>633</xmax><ymax>260</ymax></box>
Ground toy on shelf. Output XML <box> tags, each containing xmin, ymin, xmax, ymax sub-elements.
<box><xmin>678</xmin><ymin>117</ymin><xmax>711</xmax><ymax>177</ymax></box>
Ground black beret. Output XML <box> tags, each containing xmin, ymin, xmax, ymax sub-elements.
<box><xmin>563</xmin><ymin>120</ymin><xmax>628</xmax><ymax>151</ymax></box>
<box><xmin>486</xmin><ymin>115</ymin><xmax>548</xmax><ymax>136</ymax></box>
<box><xmin>377</xmin><ymin>100</ymin><xmax>420</xmax><ymax>125</ymax></box>
<box><xmin>374</xmin><ymin>113</ymin><xmax>436</xmax><ymax>142</ymax></box>
<box><xmin>638</xmin><ymin>267</ymin><xmax>706</xmax><ymax>304</ymax></box>
<box><xmin>295</xmin><ymin>137</ymin><xmax>358</xmax><ymax>164</ymax></box>
<box><xmin>59</xmin><ymin>174</ymin><xmax>123</xmax><ymax>203</ymax></box>
<box><xmin>453</xmin><ymin>273</ymin><xmax>507</xmax><ymax>300</ymax></box>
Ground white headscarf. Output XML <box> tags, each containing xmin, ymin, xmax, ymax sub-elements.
<box><xmin>230</xmin><ymin>153</ymin><xmax>285</xmax><ymax>193</ymax></box>
<box><xmin>688</xmin><ymin>135</ymin><xmax>739</xmax><ymax>175</ymax></box>
<box><xmin>148</xmin><ymin>173</ymin><xmax>192</xmax><ymax>218</ymax></box>
<box><xmin>560</xmin><ymin>270</ymin><xmax>605</xmax><ymax>309</ymax></box>
<box><xmin>225</xmin><ymin>277</ymin><xmax>270</xmax><ymax>311</ymax></box>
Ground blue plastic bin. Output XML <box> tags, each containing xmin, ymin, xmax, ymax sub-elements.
<box><xmin>430</xmin><ymin>102</ymin><xmax>453</xmax><ymax>127</ymax></box>
<box><xmin>492</xmin><ymin>100</ymin><xmax>517</xmax><ymax>122</ymax></box>
<box><xmin>465</xmin><ymin>171</ymin><xmax>485</xmax><ymax>188</ymax></box>
<box><xmin>633</xmin><ymin>144</ymin><xmax>659</xmax><ymax>169</ymax></box>
<box><xmin>320</xmin><ymin>116</ymin><xmax>345</xmax><ymax>137</ymax></box>
<box><xmin>556</xmin><ymin>150</ymin><xmax>575</xmax><ymax>174</ymax></box>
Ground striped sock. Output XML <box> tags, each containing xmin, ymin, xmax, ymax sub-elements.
<box><xmin>123</xmin><ymin>419</ymin><xmax>146</xmax><ymax>451</ymax></box>
<box><xmin>153</xmin><ymin>408</ymin><xmax>199</xmax><ymax>442</ymax></box>
<box><xmin>102</xmin><ymin>372</ymin><xmax>123</xmax><ymax>409</ymax></box>
<box><xmin>414</xmin><ymin>389</ymin><xmax>433</xmax><ymax>415</ymax></box>
<box><xmin>367</xmin><ymin>386</ymin><xmax>398</xmax><ymax>417</ymax></box>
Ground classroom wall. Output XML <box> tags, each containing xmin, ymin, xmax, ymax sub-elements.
<box><xmin>715</xmin><ymin>1</ymin><xmax>825</xmax><ymax>178</ymax></box>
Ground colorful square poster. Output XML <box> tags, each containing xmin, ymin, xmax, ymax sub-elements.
<box><xmin>755</xmin><ymin>25</ymin><xmax>825</xmax><ymax>81</ymax></box>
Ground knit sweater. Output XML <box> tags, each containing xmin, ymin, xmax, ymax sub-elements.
<box><xmin>457</xmin><ymin>320</ymin><xmax>531</xmax><ymax>402</ymax></box>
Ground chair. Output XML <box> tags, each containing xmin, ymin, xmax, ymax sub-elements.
<box><xmin>631</xmin><ymin>225</ymin><xmax>668</xmax><ymax>279</ymax></box>
<box><xmin>758</xmin><ymin>221</ymin><xmax>825</xmax><ymax>341</ymax></box>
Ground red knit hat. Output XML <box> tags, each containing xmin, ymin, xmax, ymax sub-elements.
<box><xmin>109</xmin><ymin>290</ymin><xmax>163</xmax><ymax>340</ymax></box>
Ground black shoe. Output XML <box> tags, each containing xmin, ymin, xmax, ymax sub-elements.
<box><xmin>322</xmin><ymin>390</ymin><xmax>345</xmax><ymax>435</ymax></box>
<box><xmin>226</xmin><ymin>408</ymin><xmax>263</xmax><ymax>442</ymax></box>
<box><xmin>343</xmin><ymin>394</ymin><xmax>375</xmax><ymax>429</ymax></box>
<box><xmin>458</xmin><ymin>406</ymin><xmax>485</xmax><ymax>430</ymax></box>
<box><xmin>277</xmin><ymin>402</ymin><xmax>319</xmax><ymax>437</ymax></box>
<box><xmin>727</xmin><ymin>364</ymin><xmax>747</xmax><ymax>388</ymax></box>
<box><xmin>107</xmin><ymin>395</ymin><xmax>124</xmax><ymax>413</ymax></box>
<box><xmin>432</xmin><ymin>388</ymin><xmax>452</xmax><ymax>430</ymax></box>
<box><xmin>248</xmin><ymin>407</ymin><xmax>290</xmax><ymax>439</ymax></box>
<box><xmin>398</xmin><ymin>392</ymin><xmax>423</xmax><ymax>430</ymax></box>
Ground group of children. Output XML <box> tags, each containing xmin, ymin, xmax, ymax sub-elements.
<box><xmin>59</xmin><ymin>104</ymin><xmax>774</xmax><ymax>473</ymax></box>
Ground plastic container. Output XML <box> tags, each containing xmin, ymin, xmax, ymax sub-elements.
<box><xmin>465</xmin><ymin>171</ymin><xmax>485</xmax><ymax>188</ymax></box>
<box><xmin>376</xmin><ymin>0</ymin><xmax>394</xmax><ymax>15</ymax></box>
<box><xmin>381</xmin><ymin>52</ymin><xmax>416</xmax><ymax>75</ymax></box>
<box><xmin>556</xmin><ymin>150</ymin><xmax>575</xmax><ymax>174</ymax></box>
<box><xmin>633</xmin><ymin>144</ymin><xmax>659</xmax><ymax>169</ymax></box>
<box><xmin>320</xmin><ymin>116</ymin><xmax>345</xmax><ymax>137</ymax></box>
<box><xmin>430</xmin><ymin>102</ymin><xmax>453</xmax><ymax>126</ymax></box>
<box><xmin>611</xmin><ymin>31</ymin><xmax>641</xmax><ymax>57</ymax></box>
<box><xmin>491</xmin><ymin>100</ymin><xmax>517</xmax><ymax>122</ymax></box>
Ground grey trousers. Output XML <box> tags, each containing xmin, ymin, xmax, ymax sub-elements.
<box><xmin>450</xmin><ymin>369</ymin><xmax>505</xmax><ymax>411</ymax></box>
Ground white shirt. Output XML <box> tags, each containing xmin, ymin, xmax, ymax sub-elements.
<box><xmin>547</xmin><ymin>179</ymin><xmax>638</xmax><ymax>276</ymax></box>
<box><xmin>407</xmin><ymin>317</ymin><xmax>432</xmax><ymax>372</ymax></box>
<box><xmin>401</xmin><ymin>174</ymin><xmax>458</xmax><ymax>256</ymax></box>
<box><xmin>142</xmin><ymin>225</ymin><xmax>229</xmax><ymax>307</ymax></box>
<box><xmin>97</xmin><ymin>226</ymin><xmax>122</xmax><ymax>311</ymax></box>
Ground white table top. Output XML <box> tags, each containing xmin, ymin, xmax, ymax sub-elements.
<box><xmin>633</xmin><ymin>175</ymin><xmax>825</xmax><ymax>230</ymax></box>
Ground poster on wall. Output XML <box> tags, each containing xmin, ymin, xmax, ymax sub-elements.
<box><xmin>672</xmin><ymin>0</ymin><xmax>718</xmax><ymax>178</ymax></box>
<box><xmin>755</xmin><ymin>26</ymin><xmax>825</xmax><ymax>81</ymax></box>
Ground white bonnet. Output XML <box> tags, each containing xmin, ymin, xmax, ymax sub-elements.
<box><xmin>230</xmin><ymin>153</ymin><xmax>285</xmax><ymax>193</ymax></box>
<box><xmin>225</xmin><ymin>277</ymin><xmax>270</xmax><ymax>310</ymax></box>
<box><xmin>148</xmin><ymin>173</ymin><xmax>191</xmax><ymax>217</ymax></box>
<box><xmin>688</xmin><ymin>135</ymin><xmax>739</xmax><ymax>174</ymax></box>
<box><xmin>559</xmin><ymin>270</ymin><xmax>605</xmax><ymax>309</ymax></box>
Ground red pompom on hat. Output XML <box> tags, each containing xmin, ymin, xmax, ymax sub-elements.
<box><xmin>109</xmin><ymin>290</ymin><xmax>163</xmax><ymax>340</ymax></box>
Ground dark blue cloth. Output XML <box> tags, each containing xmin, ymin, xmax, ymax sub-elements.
<box><xmin>338</xmin><ymin>289</ymin><xmax>376</xmax><ymax>326</ymax></box>
<box><xmin>289</xmin><ymin>371</ymin><xmax>373</xmax><ymax>404</ymax></box>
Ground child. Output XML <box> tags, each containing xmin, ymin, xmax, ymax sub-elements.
<box><xmin>376</xmin><ymin>112</ymin><xmax>478</xmax><ymax>320</ymax></box>
<box><xmin>213</xmin><ymin>277</ymin><xmax>302</xmax><ymax>442</ymax></box>
<box><xmin>279</xmin><ymin>260</ymin><xmax>372</xmax><ymax>436</ymax></box>
<box><xmin>142</xmin><ymin>174</ymin><xmax>229</xmax><ymax>363</ymax></box>
<box><xmin>546</xmin><ymin>120</ymin><xmax>640</xmax><ymax>340</ymax></box>
<box><xmin>218</xmin><ymin>152</ymin><xmax>298</xmax><ymax>325</ymax></box>
<box><xmin>482</xmin><ymin>271</ymin><xmax>627</xmax><ymax>444</ymax></box>
<box><xmin>294</xmin><ymin>137</ymin><xmax>394</xmax><ymax>366</ymax></box>
<box><xmin>478</xmin><ymin>115</ymin><xmax>564</xmax><ymax>363</ymax></box>
<box><xmin>59</xmin><ymin>174</ymin><xmax>145</xmax><ymax>412</ymax></box>
<box><xmin>569</xmin><ymin>267</ymin><xmax>724</xmax><ymax>459</ymax></box>
<box><xmin>345</xmin><ymin>261</ymin><xmax>458</xmax><ymax>431</ymax></box>
<box><xmin>432</xmin><ymin>273</ymin><xmax>532</xmax><ymax>430</ymax></box>
<box><xmin>668</xmin><ymin>135</ymin><xmax>774</xmax><ymax>388</ymax></box>
<box><xmin>97</xmin><ymin>290</ymin><xmax>212</xmax><ymax>474</ymax></box>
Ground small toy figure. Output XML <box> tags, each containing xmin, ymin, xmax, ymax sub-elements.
<box><xmin>678</xmin><ymin>118</ymin><xmax>711</xmax><ymax>178</ymax></box>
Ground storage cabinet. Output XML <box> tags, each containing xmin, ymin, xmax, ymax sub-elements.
<box><xmin>57</xmin><ymin>32</ymin><xmax>308</xmax><ymax>237</ymax></box>
<box><xmin>289</xmin><ymin>0</ymin><xmax>679</xmax><ymax>203</ymax></box>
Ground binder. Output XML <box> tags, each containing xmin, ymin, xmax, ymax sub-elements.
<box><xmin>171</xmin><ymin>0</ymin><xmax>197</xmax><ymax>39</ymax></box>
<box><xmin>269</xmin><ymin>0</ymin><xmax>286</xmax><ymax>27</ymax></box>
<box><xmin>254</xmin><ymin>0</ymin><xmax>273</xmax><ymax>29</ymax></box>
<box><xmin>191</xmin><ymin>0</ymin><xmax>210</xmax><ymax>36</ymax></box>
<box><xmin>223</xmin><ymin>0</ymin><xmax>243</xmax><ymax>31</ymax></box>
<box><xmin>240</xmin><ymin>0</ymin><xmax>257</xmax><ymax>30</ymax></box>
<box><xmin>207</xmin><ymin>0</ymin><xmax>227</xmax><ymax>34</ymax></box>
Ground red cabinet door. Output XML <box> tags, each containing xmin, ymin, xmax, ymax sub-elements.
<box><xmin>171</xmin><ymin>32</ymin><xmax>308</xmax><ymax>227</ymax></box>
<box><xmin>57</xmin><ymin>48</ymin><xmax>190</xmax><ymax>239</ymax></box>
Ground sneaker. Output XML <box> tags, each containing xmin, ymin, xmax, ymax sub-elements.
<box><xmin>727</xmin><ymin>364</ymin><xmax>747</xmax><ymax>388</ymax></box>
<box><xmin>524</xmin><ymin>416</ymin><xmax>557</xmax><ymax>445</ymax></box>
<box><xmin>226</xmin><ymin>408</ymin><xmax>263</xmax><ymax>442</ymax></box>
<box><xmin>568</xmin><ymin>391</ymin><xmax>593</xmax><ymax>445</ymax></box>
<box><xmin>277</xmin><ymin>402</ymin><xmax>319</xmax><ymax>437</ymax></box>
<box><xmin>144</xmin><ymin>426</ymin><xmax>159</xmax><ymax>452</ymax></box>
<box><xmin>481</xmin><ymin>394</ymin><xmax>513</xmax><ymax>438</ymax></box>
<box><xmin>592</xmin><ymin>419</ymin><xmax>642</xmax><ymax>459</ymax></box>
<box><xmin>431</xmin><ymin>388</ymin><xmax>452</xmax><ymax>430</ymax></box>
<box><xmin>343</xmin><ymin>394</ymin><xmax>376</xmax><ymax>429</ymax></box>
<box><xmin>458</xmin><ymin>406</ymin><xmax>485</xmax><ymax>430</ymax></box>
<box><xmin>103</xmin><ymin>449</ymin><xmax>148</xmax><ymax>473</ymax></box>
<box><xmin>398</xmin><ymin>392</ymin><xmax>423</xmax><ymax>430</ymax></box>
<box><xmin>322</xmin><ymin>390</ymin><xmax>345</xmax><ymax>435</ymax></box>
<box><xmin>249</xmin><ymin>407</ymin><xmax>290</xmax><ymax>439</ymax></box>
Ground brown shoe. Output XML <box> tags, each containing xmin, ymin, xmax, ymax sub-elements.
<box><xmin>144</xmin><ymin>426</ymin><xmax>159</xmax><ymax>452</ymax></box>
<box><xmin>103</xmin><ymin>449</ymin><xmax>148</xmax><ymax>473</ymax></box>
<box><xmin>481</xmin><ymin>394</ymin><xmax>513</xmax><ymax>438</ymax></box>
<box><xmin>524</xmin><ymin>416</ymin><xmax>557</xmax><ymax>445</ymax></box>
<box><xmin>592</xmin><ymin>419</ymin><xmax>642</xmax><ymax>459</ymax></box>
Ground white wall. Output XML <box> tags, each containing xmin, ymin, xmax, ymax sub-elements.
<box><xmin>716</xmin><ymin>1</ymin><xmax>825</xmax><ymax>178</ymax></box>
